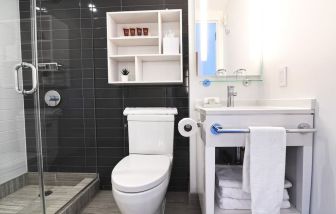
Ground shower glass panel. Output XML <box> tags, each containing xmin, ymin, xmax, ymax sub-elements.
<box><xmin>35</xmin><ymin>0</ymin><xmax>98</xmax><ymax>212</ymax></box>
<box><xmin>0</xmin><ymin>0</ymin><xmax>46</xmax><ymax>213</ymax></box>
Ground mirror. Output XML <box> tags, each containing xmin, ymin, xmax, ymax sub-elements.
<box><xmin>195</xmin><ymin>0</ymin><xmax>263</xmax><ymax>79</ymax></box>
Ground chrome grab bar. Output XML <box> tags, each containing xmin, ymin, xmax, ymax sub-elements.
<box><xmin>14</xmin><ymin>62</ymin><xmax>37</xmax><ymax>95</ymax></box>
<box><xmin>211</xmin><ymin>123</ymin><xmax>317</xmax><ymax>135</ymax></box>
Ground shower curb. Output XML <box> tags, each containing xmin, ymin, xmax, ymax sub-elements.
<box><xmin>58</xmin><ymin>177</ymin><xmax>100</xmax><ymax>214</ymax></box>
<box><xmin>0</xmin><ymin>174</ymin><xmax>27</xmax><ymax>200</ymax></box>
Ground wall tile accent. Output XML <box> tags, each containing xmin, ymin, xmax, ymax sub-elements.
<box><xmin>20</xmin><ymin>0</ymin><xmax>189</xmax><ymax>191</ymax></box>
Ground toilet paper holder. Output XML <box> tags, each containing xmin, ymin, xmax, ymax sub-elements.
<box><xmin>178</xmin><ymin>118</ymin><xmax>199</xmax><ymax>137</ymax></box>
<box><xmin>183</xmin><ymin>124</ymin><xmax>194</xmax><ymax>132</ymax></box>
<box><xmin>181</xmin><ymin>121</ymin><xmax>202</xmax><ymax>131</ymax></box>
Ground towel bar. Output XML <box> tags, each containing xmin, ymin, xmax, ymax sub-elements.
<box><xmin>210</xmin><ymin>123</ymin><xmax>317</xmax><ymax>135</ymax></box>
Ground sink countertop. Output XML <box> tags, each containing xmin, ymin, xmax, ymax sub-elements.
<box><xmin>196</xmin><ymin>99</ymin><xmax>316</xmax><ymax>115</ymax></box>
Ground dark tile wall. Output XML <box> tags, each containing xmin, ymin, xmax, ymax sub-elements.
<box><xmin>20</xmin><ymin>0</ymin><xmax>189</xmax><ymax>191</ymax></box>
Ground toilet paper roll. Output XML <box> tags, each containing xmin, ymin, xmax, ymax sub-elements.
<box><xmin>178</xmin><ymin>118</ymin><xmax>198</xmax><ymax>137</ymax></box>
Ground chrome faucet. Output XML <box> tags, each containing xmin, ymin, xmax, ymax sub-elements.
<box><xmin>227</xmin><ymin>86</ymin><xmax>237</xmax><ymax>107</ymax></box>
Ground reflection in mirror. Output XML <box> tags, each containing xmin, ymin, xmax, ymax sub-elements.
<box><xmin>195</xmin><ymin>0</ymin><xmax>263</xmax><ymax>78</ymax></box>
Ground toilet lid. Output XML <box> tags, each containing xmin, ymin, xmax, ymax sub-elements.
<box><xmin>112</xmin><ymin>154</ymin><xmax>171</xmax><ymax>193</ymax></box>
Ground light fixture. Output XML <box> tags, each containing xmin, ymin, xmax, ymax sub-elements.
<box><xmin>199</xmin><ymin>0</ymin><xmax>208</xmax><ymax>62</ymax></box>
<box><xmin>36</xmin><ymin>6</ymin><xmax>47</xmax><ymax>12</ymax></box>
<box><xmin>88</xmin><ymin>3</ymin><xmax>97</xmax><ymax>12</ymax></box>
<box><xmin>248</xmin><ymin>0</ymin><xmax>263</xmax><ymax>62</ymax></box>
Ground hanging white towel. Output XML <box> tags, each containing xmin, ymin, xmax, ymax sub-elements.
<box><xmin>243</xmin><ymin>127</ymin><xmax>287</xmax><ymax>214</ymax></box>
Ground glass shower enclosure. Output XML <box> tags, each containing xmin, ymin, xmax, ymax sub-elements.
<box><xmin>0</xmin><ymin>0</ymin><xmax>98</xmax><ymax>213</ymax></box>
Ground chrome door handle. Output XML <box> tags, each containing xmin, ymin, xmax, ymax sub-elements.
<box><xmin>14</xmin><ymin>62</ymin><xmax>37</xmax><ymax>95</ymax></box>
<box><xmin>14</xmin><ymin>64</ymin><xmax>23</xmax><ymax>94</ymax></box>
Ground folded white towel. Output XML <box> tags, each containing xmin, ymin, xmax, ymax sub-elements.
<box><xmin>216</xmin><ymin>186</ymin><xmax>290</xmax><ymax>200</ymax></box>
<box><xmin>215</xmin><ymin>195</ymin><xmax>291</xmax><ymax>210</ymax></box>
<box><xmin>215</xmin><ymin>165</ymin><xmax>292</xmax><ymax>189</ymax></box>
<box><xmin>243</xmin><ymin>127</ymin><xmax>287</xmax><ymax>214</ymax></box>
<box><xmin>216</xmin><ymin>165</ymin><xmax>243</xmax><ymax>188</ymax></box>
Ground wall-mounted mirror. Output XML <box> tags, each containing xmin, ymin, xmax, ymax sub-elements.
<box><xmin>195</xmin><ymin>0</ymin><xmax>263</xmax><ymax>81</ymax></box>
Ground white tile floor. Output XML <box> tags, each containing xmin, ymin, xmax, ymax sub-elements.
<box><xmin>81</xmin><ymin>191</ymin><xmax>301</xmax><ymax>214</ymax></box>
<box><xmin>81</xmin><ymin>191</ymin><xmax>202</xmax><ymax>214</ymax></box>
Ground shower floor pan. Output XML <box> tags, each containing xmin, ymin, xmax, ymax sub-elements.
<box><xmin>0</xmin><ymin>172</ymin><xmax>99</xmax><ymax>214</ymax></box>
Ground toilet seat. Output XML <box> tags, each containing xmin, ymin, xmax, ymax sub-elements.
<box><xmin>112</xmin><ymin>154</ymin><xmax>171</xmax><ymax>193</ymax></box>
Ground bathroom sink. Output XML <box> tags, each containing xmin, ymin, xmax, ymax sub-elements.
<box><xmin>196</xmin><ymin>99</ymin><xmax>315</xmax><ymax>115</ymax></box>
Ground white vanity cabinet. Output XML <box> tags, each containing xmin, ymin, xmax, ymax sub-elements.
<box><xmin>196</xmin><ymin>103</ymin><xmax>315</xmax><ymax>214</ymax></box>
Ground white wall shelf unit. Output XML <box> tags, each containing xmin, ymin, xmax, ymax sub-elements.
<box><xmin>106</xmin><ymin>9</ymin><xmax>183</xmax><ymax>85</ymax></box>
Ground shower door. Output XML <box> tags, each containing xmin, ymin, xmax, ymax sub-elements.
<box><xmin>1</xmin><ymin>0</ymin><xmax>99</xmax><ymax>212</ymax></box>
<box><xmin>0</xmin><ymin>0</ymin><xmax>46</xmax><ymax>213</ymax></box>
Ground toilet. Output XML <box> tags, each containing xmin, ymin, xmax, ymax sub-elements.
<box><xmin>111</xmin><ymin>107</ymin><xmax>178</xmax><ymax>214</ymax></box>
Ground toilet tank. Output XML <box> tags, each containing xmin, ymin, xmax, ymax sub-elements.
<box><xmin>124</xmin><ymin>108</ymin><xmax>178</xmax><ymax>155</ymax></box>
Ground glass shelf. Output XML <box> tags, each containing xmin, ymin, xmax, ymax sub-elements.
<box><xmin>199</xmin><ymin>76</ymin><xmax>263</xmax><ymax>87</ymax></box>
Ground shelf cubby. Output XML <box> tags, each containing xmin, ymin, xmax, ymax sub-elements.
<box><xmin>136</xmin><ymin>54</ymin><xmax>182</xmax><ymax>83</ymax></box>
<box><xmin>160</xmin><ymin>10</ymin><xmax>182</xmax><ymax>54</ymax></box>
<box><xmin>107</xmin><ymin>11</ymin><xmax>159</xmax><ymax>38</ymax></box>
<box><xmin>108</xmin><ymin>56</ymin><xmax>136</xmax><ymax>83</ymax></box>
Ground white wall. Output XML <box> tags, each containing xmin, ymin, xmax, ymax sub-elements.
<box><xmin>0</xmin><ymin>0</ymin><xmax>27</xmax><ymax>184</ymax></box>
<box><xmin>261</xmin><ymin>0</ymin><xmax>336</xmax><ymax>213</ymax></box>
<box><xmin>189</xmin><ymin>0</ymin><xmax>336</xmax><ymax>213</ymax></box>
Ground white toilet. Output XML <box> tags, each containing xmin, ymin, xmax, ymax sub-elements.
<box><xmin>111</xmin><ymin>107</ymin><xmax>178</xmax><ymax>214</ymax></box>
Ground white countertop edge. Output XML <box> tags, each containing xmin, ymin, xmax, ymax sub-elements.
<box><xmin>195</xmin><ymin>98</ymin><xmax>316</xmax><ymax>115</ymax></box>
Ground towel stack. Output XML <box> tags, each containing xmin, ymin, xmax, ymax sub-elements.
<box><xmin>215</xmin><ymin>165</ymin><xmax>292</xmax><ymax>210</ymax></box>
